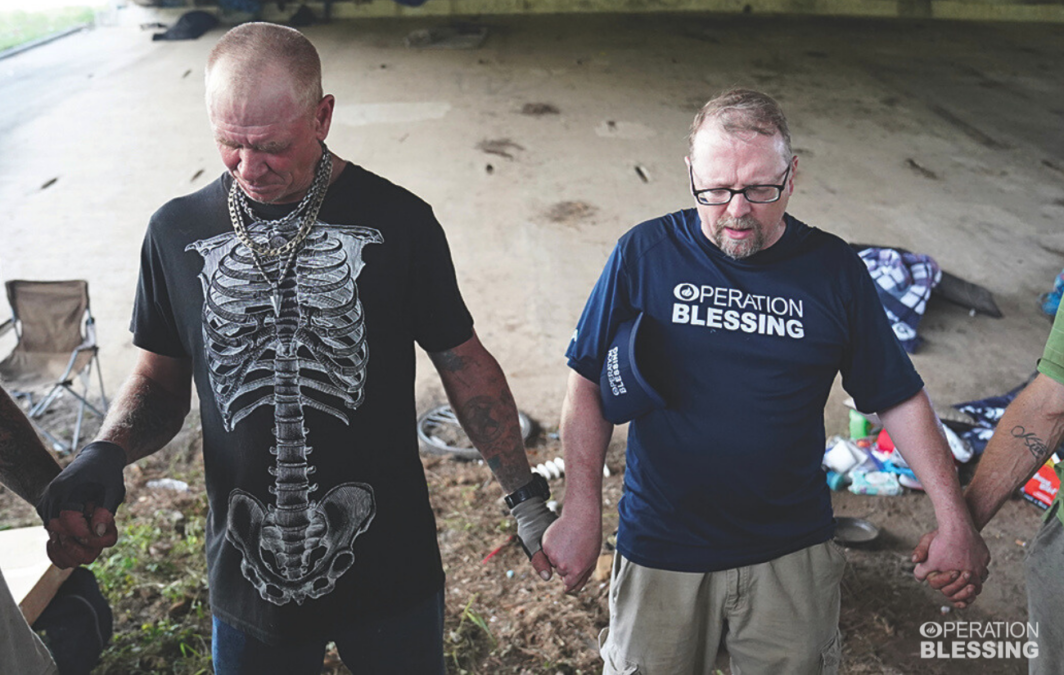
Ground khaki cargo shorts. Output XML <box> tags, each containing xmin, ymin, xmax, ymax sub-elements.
<box><xmin>599</xmin><ymin>541</ymin><xmax>846</xmax><ymax>675</ymax></box>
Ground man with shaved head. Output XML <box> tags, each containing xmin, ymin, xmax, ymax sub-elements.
<box><xmin>543</xmin><ymin>89</ymin><xmax>989</xmax><ymax>674</ymax></box>
<box><xmin>38</xmin><ymin>23</ymin><xmax>555</xmax><ymax>674</ymax></box>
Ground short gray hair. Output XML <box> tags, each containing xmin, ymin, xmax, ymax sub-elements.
<box><xmin>688</xmin><ymin>88</ymin><xmax>792</xmax><ymax>161</ymax></box>
<box><xmin>205</xmin><ymin>22</ymin><xmax>323</xmax><ymax>114</ymax></box>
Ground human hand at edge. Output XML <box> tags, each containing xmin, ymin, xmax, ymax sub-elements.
<box><xmin>37</xmin><ymin>441</ymin><xmax>126</xmax><ymax>568</ymax></box>
<box><xmin>540</xmin><ymin>505</ymin><xmax>602</xmax><ymax>593</ymax></box>
<box><xmin>511</xmin><ymin>496</ymin><xmax>558</xmax><ymax>582</ymax></box>
<box><xmin>45</xmin><ymin>505</ymin><xmax>118</xmax><ymax>568</ymax></box>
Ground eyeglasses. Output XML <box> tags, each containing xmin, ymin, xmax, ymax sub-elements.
<box><xmin>689</xmin><ymin>164</ymin><xmax>792</xmax><ymax>206</ymax></box>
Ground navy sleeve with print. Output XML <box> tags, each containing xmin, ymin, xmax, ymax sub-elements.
<box><xmin>566</xmin><ymin>243</ymin><xmax>636</xmax><ymax>383</ymax></box>
<box><xmin>567</xmin><ymin>210</ymin><xmax>923</xmax><ymax>573</ymax></box>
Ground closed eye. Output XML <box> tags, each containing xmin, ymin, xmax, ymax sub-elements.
<box><xmin>216</xmin><ymin>139</ymin><xmax>287</xmax><ymax>154</ymax></box>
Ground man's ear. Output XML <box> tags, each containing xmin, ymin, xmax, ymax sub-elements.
<box><xmin>315</xmin><ymin>94</ymin><xmax>335</xmax><ymax>140</ymax></box>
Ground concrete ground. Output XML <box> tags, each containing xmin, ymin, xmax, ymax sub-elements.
<box><xmin>2</xmin><ymin>12</ymin><xmax>1062</xmax><ymax>432</ymax></box>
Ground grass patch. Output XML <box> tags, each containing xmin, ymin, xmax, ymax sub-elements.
<box><xmin>0</xmin><ymin>7</ymin><xmax>97</xmax><ymax>53</ymax></box>
<box><xmin>446</xmin><ymin>594</ymin><xmax>497</xmax><ymax>674</ymax></box>
<box><xmin>90</xmin><ymin>494</ymin><xmax>213</xmax><ymax>675</ymax></box>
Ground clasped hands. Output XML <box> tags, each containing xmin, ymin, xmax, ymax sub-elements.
<box><xmin>36</xmin><ymin>441</ymin><xmax>126</xmax><ymax>569</ymax></box>
<box><xmin>911</xmin><ymin>525</ymin><xmax>991</xmax><ymax>609</ymax></box>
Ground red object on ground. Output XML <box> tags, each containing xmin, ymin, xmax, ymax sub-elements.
<box><xmin>481</xmin><ymin>534</ymin><xmax>516</xmax><ymax>564</ymax></box>
<box><xmin>876</xmin><ymin>428</ymin><xmax>895</xmax><ymax>453</ymax></box>
<box><xmin>1023</xmin><ymin>461</ymin><xmax>1060</xmax><ymax>510</ymax></box>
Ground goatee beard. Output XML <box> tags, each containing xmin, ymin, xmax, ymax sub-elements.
<box><xmin>712</xmin><ymin>215</ymin><xmax>764</xmax><ymax>260</ymax></box>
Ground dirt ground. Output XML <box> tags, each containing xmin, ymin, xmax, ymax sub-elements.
<box><xmin>0</xmin><ymin>407</ymin><xmax>1045</xmax><ymax>674</ymax></box>
<box><xmin>2</xmin><ymin>9</ymin><xmax>1064</xmax><ymax>674</ymax></box>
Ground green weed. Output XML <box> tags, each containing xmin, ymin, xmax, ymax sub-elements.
<box><xmin>446</xmin><ymin>594</ymin><xmax>496</xmax><ymax>673</ymax></box>
<box><xmin>0</xmin><ymin>7</ymin><xmax>100</xmax><ymax>53</ymax></box>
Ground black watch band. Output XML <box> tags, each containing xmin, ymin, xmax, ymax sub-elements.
<box><xmin>505</xmin><ymin>473</ymin><xmax>550</xmax><ymax>510</ymax></box>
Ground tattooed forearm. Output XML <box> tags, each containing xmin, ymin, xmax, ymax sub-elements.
<box><xmin>0</xmin><ymin>388</ymin><xmax>61</xmax><ymax>504</ymax></box>
<box><xmin>98</xmin><ymin>375</ymin><xmax>189</xmax><ymax>463</ymax></box>
<box><xmin>431</xmin><ymin>338</ymin><xmax>534</xmax><ymax>493</ymax></box>
<box><xmin>1011</xmin><ymin>425</ymin><xmax>1051</xmax><ymax>461</ymax></box>
<box><xmin>455</xmin><ymin>389</ymin><xmax>530</xmax><ymax>489</ymax></box>
<box><xmin>429</xmin><ymin>349</ymin><xmax>469</xmax><ymax>374</ymax></box>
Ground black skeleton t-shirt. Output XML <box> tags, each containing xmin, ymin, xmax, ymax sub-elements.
<box><xmin>131</xmin><ymin>164</ymin><xmax>473</xmax><ymax>644</ymax></box>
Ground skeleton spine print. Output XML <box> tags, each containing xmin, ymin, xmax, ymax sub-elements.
<box><xmin>187</xmin><ymin>219</ymin><xmax>383</xmax><ymax>606</ymax></box>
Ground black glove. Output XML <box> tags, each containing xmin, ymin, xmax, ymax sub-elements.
<box><xmin>37</xmin><ymin>441</ymin><xmax>127</xmax><ymax>525</ymax></box>
<box><xmin>510</xmin><ymin>497</ymin><xmax>557</xmax><ymax>559</ymax></box>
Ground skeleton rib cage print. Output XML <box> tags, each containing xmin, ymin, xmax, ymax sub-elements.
<box><xmin>187</xmin><ymin>219</ymin><xmax>384</xmax><ymax>606</ymax></box>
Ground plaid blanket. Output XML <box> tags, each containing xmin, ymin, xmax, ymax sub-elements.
<box><xmin>953</xmin><ymin>379</ymin><xmax>1032</xmax><ymax>454</ymax></box>
<box><xmin>859</xmin><ymin>247</ymin><xmax>942</xmax><ymax>353</ymax></box>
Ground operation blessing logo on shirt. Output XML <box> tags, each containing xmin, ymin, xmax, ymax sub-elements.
<box><xmin>672</xmin><ymin>282</ymin><xmax>805</xmax><ymax>339</ymax></box>
<box><xmin>605</xmin><ymin>345</ymin><xmax>627</xmax><ymax>396</ymax></box>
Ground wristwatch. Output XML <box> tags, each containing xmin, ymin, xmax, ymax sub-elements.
<box><xmin>504</xmin><ymin>473</ymin><xmax>550</xmax><ymax>510</ymax></box>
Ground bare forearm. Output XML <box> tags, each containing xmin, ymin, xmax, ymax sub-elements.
<box><xmin>431</xmin><ymin>335</ymin><xmax>532</xmax><ymax>492</ymax></box>
<box><xmin>880</xmin><ymin>389</ymin><xmax>972</xmax><ymax>529</ymax></box>
<box><xmin>97</xmin><ymin>373</ymin><xmax>190</xmax><ymax>463</ymax></box>
<box><xmin>559</xmin><ymin>372</ymin><xmax>612</xmax><ymax>515</ymax></box>
<box><xmin>964</xmin><ymin>374</ymin><xmax>1064</xmax><ymax>530</ymax></box>
<box><xmin>0</xmin><ymin>388</ymin><xmax>61</xmax><ymax>504</ymax></box>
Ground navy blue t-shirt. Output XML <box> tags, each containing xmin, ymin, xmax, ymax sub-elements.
<box><xmin>566</xmin><ymin>210</ymin><xmax>923</xmax><ymax>572</ymax></box>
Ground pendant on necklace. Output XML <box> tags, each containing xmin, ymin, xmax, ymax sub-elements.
<box><xmin>270</xmin><ymin>291</ymin><xmax>282</xmax><ymax>317</ymax></box>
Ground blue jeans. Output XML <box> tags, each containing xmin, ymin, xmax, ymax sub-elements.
<box><xmin>211</xmin><ymin>589</ymin><xmax>446</xmax><ymax>675</ymax></box>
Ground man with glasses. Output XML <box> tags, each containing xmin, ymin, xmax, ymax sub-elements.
<box><xmin>542</xmin><ymin>88</ymin><xmax>988</xmax><ymax>674</ymax></box>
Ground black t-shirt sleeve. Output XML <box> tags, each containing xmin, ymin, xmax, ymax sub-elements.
<box><xmin>410</xmin><ymin>208</ymin><xmax>473</xmax><ymax>353</ymax></box>
<box><xmin>130</xmin><ymin>217</ymin><xmax>188</xmax><ymax>358</ymax></box>
<box><xmin>839</xmin><ymin>247</ymin><xmax>924</xmax><ymax>413</ymax></box>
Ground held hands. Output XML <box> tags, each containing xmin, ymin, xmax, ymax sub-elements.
<box><xmin>36</xmin><ymin>441</ymin><xmax>126</xmax><ymax>569</ymax></box>
<box><xmin>510</xmin><ymin>496</ymin><xmax>557</xmax><ymax>582</ymax></box>
<box><xmin>540</xmin><ymin>504</ymin><xmax>602</xmax><ymax>593</ymax></box>
<box><xmin>911</xmin><ymin>526</ymin><xmax>991</xmax><ymax>609</ymax></box>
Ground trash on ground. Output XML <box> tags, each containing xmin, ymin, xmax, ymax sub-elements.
<box><xmin>1038</xmin><ymin>266</ymin><xmax>1064</xmax><ymax>317</ymax></box>
<box><xmin>151</xmin><ymin>11</ymin><xmax>218</xmax><ymax>42</ymax></box>
<box><xmin>824</xmin><ymin>437</ymin><xmax>867</xmax><ymax>474</ymax></box>
<box><xmin>406</xmin><ymin>24</ymin><xmax>488</xmax><ymax>50</ymax></box>
<box><xmin>145</xmin><ymin>478</ymin><xmax>189</xmax><ymax>492</ymax></box>
<box><xmin>849</xmin><ymin>471</ymin><xmax>903</xmax><ymax>496</ymax></box>
<box><xmin>1022</xmin><ymin>456</ymin><xmax>1060</xmax><ymax>510</ymax></box>
<box><xmin>834</xmin><ymin>516</ymin><xmax>880</xmax><ymax>545</ymax></box>
<box><xmin>533</xmin><ymin>457</ymin><xmax>564</xmax><ymax>480</ymax></box>
<box><xmin>593</xmin><ymin>554</ymin><xmax>613</xmax><ymax>582</ymax></box>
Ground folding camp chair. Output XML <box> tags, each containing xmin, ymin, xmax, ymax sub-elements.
<box><xmin>0</xmin><ymin>280</ymin><xmax>108</xmax><ymax>453</ymax></box>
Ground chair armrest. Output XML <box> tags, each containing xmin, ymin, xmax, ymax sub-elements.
<box><xmin>76</xmin><ymin>314</ymin><xmax>98</xmax><ymax>351</ymax></box>
<box><xmin>0</xmin><ymin>318</ymin><xmax>12</xmax><ymax>338</ymax></box>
